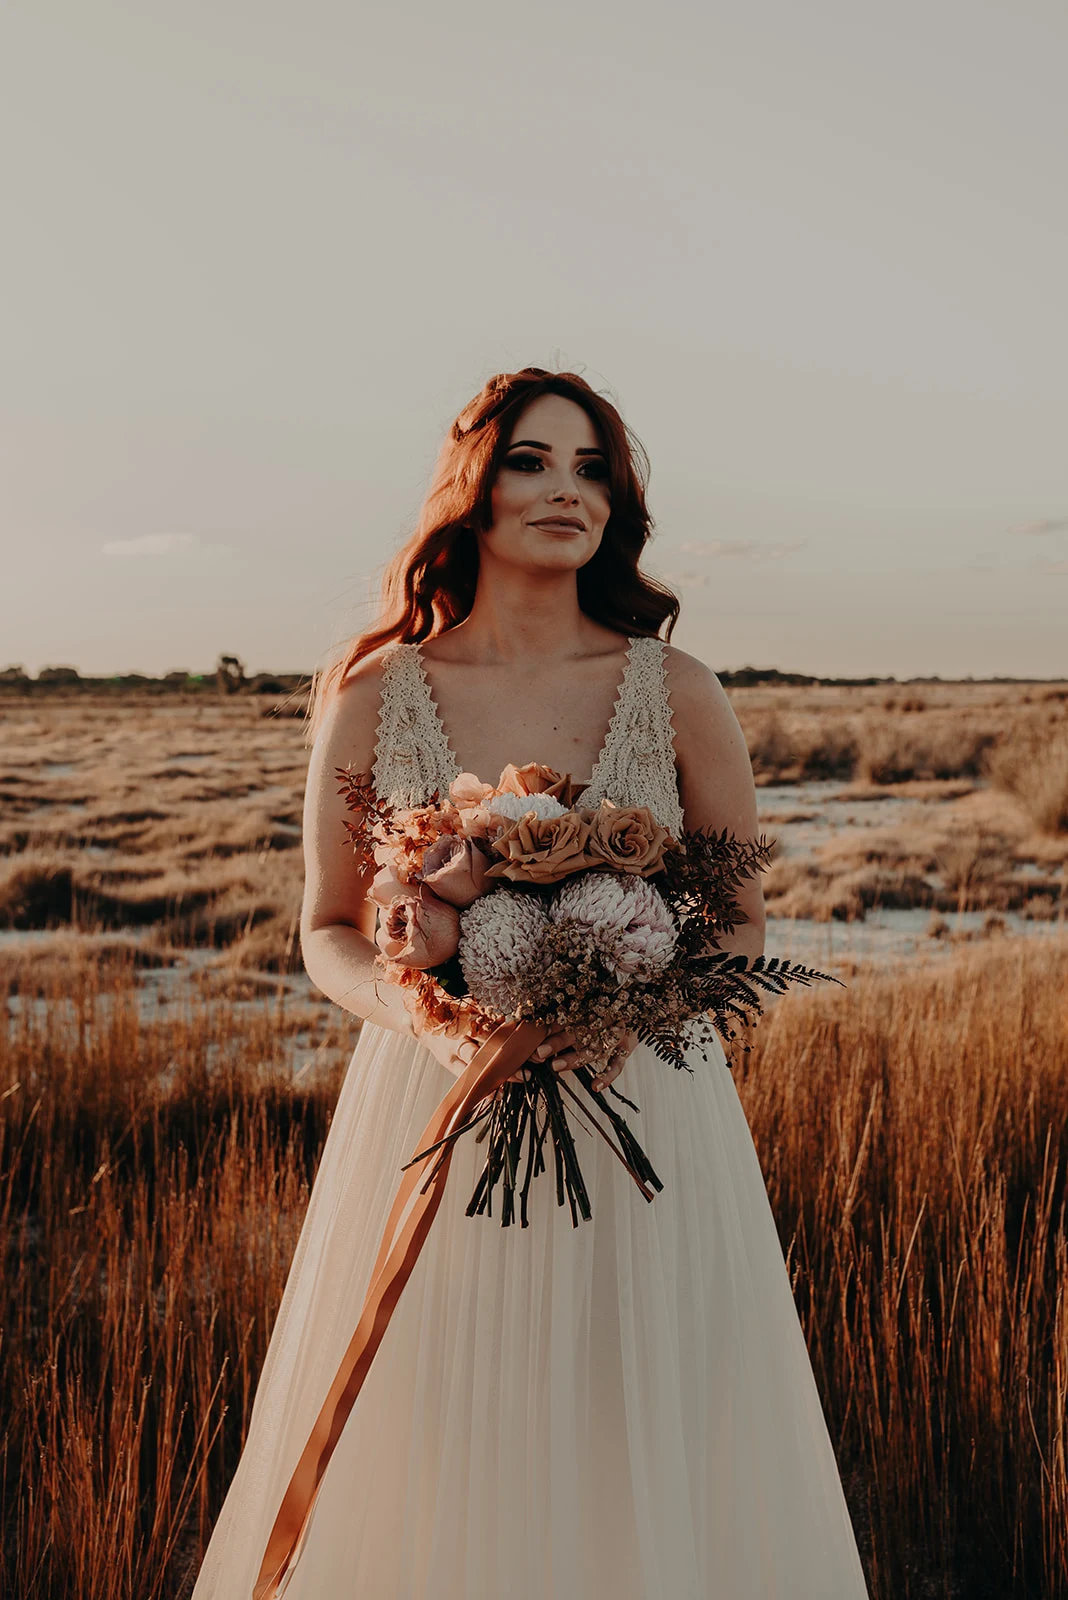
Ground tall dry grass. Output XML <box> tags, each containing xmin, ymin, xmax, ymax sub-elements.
<box><xmin>738</xmin><ymin>937</ymin><xmax>1068</xmax><ymax>1598</ymax></box>
<box><xmin>2</xmin><ymin>941</ymin><xmax>1067</xmax><ymax>1597</ymax></box>
<box><xmin>732</xmin><ymin>680</ymin><xmax>1068</xmax><ymax>791</ymax></box>
<box><xmin>0</xmin><ymin>957</ymin><xmax>346</xmax><ymax>1599</ymax></box>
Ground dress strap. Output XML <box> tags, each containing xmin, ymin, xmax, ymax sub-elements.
<box><xmin>578</xmin><ymin>636</ymin><xmax>684</xmax><ymax>837</ymax></box>
<box><xmin>372</xmin><ymin>643</ymin><xmax>456</xmax><ymax>807</ymax></box>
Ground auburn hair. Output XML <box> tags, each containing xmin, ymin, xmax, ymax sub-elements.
<box><xmin>309</xmin><ymin>367</ymin><xmax>679</xmax><ymax>737</ymax></box>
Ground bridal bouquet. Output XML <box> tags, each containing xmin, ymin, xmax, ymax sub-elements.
<box><xmin>337</xmin><ymin>760</ymin><xmax>829</xmax><ymax>1227</ymax></box>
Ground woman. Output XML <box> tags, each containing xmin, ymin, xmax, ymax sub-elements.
<box><xmin>193</xmin><ymin>368</ymin><xmax>869</xmax><ymax>1598</ymax></box>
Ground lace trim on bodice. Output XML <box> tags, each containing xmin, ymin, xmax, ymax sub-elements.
<box><xmin>372</xmin><ymin>635</ymin><xmax>684</xmax><ymax>837</ymax></box>
<box><xmin>576</xmin><ymin>636</ymin><xmax>684</xmax><ymax>837</ymax></box>
<box><xmin>371</xmin><ymin>642</ymin><xmax>458</xmax><ymax>811</ymax></box>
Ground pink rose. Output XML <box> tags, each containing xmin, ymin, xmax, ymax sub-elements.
<box><xmin>447</xmin><ymin>774</ymin><xmax>506</xmax><ymax>845</ymax></box>
<box><xmin>449</xmin><ymin>772</ymin><xmax>496</xmax><ymax>808</ymax></box>
<box><xmin>375</xmin><ymin>885</ymin><xmax>461</xmax><ymax>969</ymax></box>
<box><xmin>417</xmin><ymin>833</ymin><xmax>491</xmax><ymax>907</ymax></box>
<box><xmin>368</xmin><ymin>860</ymin><xmax>410</xmax><ymax>909</ymax></box>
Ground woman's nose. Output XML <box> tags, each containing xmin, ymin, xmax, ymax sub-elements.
<box><xmin>548</xmin><ymin>483</ymin><xmax>579</xmax><ymax>503</ymax></box>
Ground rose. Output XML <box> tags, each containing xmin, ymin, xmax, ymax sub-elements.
<box><xmin>417</xmin><ymin>833</ymin><xmax>492</xmax><ymax>908</ymax></box>
<box><xmin>368</xmin><ymin>859</ymin><xmax>410</xmax><ymax>909</ymax></box>
<box><xmin>449</xmin><ymin>773</ymin><xmax>496</xmax><ymax>808</ymax></box>
<box><xmin>585</xmin><ymin>799</ymin><xmax>673</xmax><ymax>877</ymax></box>
<box><xmin>496</xmin><ymin>763</ymin><xmax>574</xmax><ymax>804</ymax></box>
<box><xmin>374</xmin><ymin>885</ymin><xmax>461</xmax><ymax>968</ymax></box>
<box><xmin>445</xmin><ymin>773</ymin><xmax>506</xmax><ymax>844</ymax></box>
<box><xmin>485</xmin><ymin>810</ymin><xmax>595</xmax><ymax>885</ymax></box>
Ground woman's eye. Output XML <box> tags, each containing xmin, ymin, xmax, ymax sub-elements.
<box><xmin>505</xmin><ymin>452</ymin><xmax>543</xmax><ymax>472</ymax></box>
<box><xmin>578</xmin><ymin>460</ymin><xmax>609</xmax><ymax>481</ymax></box>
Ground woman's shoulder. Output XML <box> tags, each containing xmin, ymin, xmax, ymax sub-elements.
<box><xmin>314</xmin><ymin>643</ymin><xmax>405</xmax><ymax>762</ymax></box>
<box><xmin>337</xmin><ymin>639</ymin><xmax>404</xmax><ymax>694</ymax></box>
<box><xmin>659</xmin><ymin>643</ymin><xmax>742</xmax><ymax>745</ymax></box>
<box><xmin>661</xmin><ymin>642</ymin><xmax>727</xmax><ymax>704</ymax></box>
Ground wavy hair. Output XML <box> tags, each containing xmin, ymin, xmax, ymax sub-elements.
<box><xmin>309</xmin><ymin>367</ymin><xmax>679</xmax><ymax>736</ymax></box>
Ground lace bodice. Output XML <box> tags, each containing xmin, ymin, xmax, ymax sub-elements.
<box><xmin>372</xmin><ymin>634</ymin><xmax>684</xmax><ymax>837</ymax></box>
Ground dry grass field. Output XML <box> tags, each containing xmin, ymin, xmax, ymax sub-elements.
<box><xmin>1</xmin><ymin>681</ymin><xmax>1067</xmax><ymax>1598</ymax></box>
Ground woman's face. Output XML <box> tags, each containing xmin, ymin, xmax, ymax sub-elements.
<box><xmin>483</xmin><ymin>393</ymin><xmax>610</xmax><ymax>574</ymax></box>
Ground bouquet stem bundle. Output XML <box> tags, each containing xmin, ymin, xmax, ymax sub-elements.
<box><xmin>407</xmin><ymin>1059</ymin><xmax>664</xmax><ymax>1228</ymax></box>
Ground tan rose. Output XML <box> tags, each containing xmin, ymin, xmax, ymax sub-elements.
<box><xmin>496</xmin><ymin>763</ymin><xmax>575</xmax><ymax>805</ymax></box>
<box><xmin>485</xmin><ymin>809</ymin><xmax>595</xmax><ymax>885</ymax></box>
<box><xmin>417</xmin><ymin>833</ymin><xmax>491</xmax><ymax>907</ymax></box>
<box><xmin>585</xmin><ymin>799</ymin><xmax>674</xmax><ymax>876</ymax></box>
<box><xmin>375</xmin><ymin>885</ymin><xmax>461</xmax><ymax>968</ymax></box>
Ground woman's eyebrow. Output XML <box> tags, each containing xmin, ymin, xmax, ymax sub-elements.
<box><xmin>506</xmin><ymin>439</ymin><xmax>606</xmax><ymax>457</ymax></box>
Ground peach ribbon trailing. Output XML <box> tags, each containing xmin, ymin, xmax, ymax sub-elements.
<box><xmin>252</xmin><ymin>1016</ymin><xmax>550</xmax><ymax>1600</ymax></box>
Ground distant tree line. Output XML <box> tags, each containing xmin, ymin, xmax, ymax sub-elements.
<box><xmin>0</xmin><ymin>659</ymin><xmax>1062</xmax><ymax>696</ymax></box>
<box><xmin>0</xmin><ymin>656</ymin><xmax>310</xmax><ymax>697</ymax></box>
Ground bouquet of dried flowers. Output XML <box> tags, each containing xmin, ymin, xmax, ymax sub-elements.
<box><xmin>338</xmin><ymin>760</ymin><xmax>830</xmax><ymax>1228</ymax></box>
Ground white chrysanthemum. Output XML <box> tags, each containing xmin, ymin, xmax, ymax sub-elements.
<box><xmin>487</xmin><ymin>791</ymin><xmax>567</xmax><ymax>823</ymax></box>
<box><xmin>459</xmin><ymin>889</ymin><xmax>551</xmax><ymax>1014</ymax></box>
<box><xmin>551</xmin><ymin>872</ymin><xmax>677</xmax><ymax>981</ymax></box>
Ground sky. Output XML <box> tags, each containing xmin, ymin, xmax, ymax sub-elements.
<box><xmin>1</xmin><ymin>0</ymin><xmax>1066</xmax><ymax>680</ymax></box>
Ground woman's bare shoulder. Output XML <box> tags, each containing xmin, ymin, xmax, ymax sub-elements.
<box><xmin>661</xmin><ymin>643</ymin><xmax>735</xmax><ymax>729</ymax></box>
<box><xmin>313</xmin><ymin>645</ymin><xmax>397</xmax><ymax>770</ymax></box>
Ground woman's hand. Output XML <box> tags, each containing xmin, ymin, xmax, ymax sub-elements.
<box><xmin>416</xmin><ymin>1022</ymin><xmax>495</xmax><ymax>1081</ymax></box>
<box><xmin>517</xmin><ymin>1028</ymin><xmax>640</xmax><ymax>1094</ymax></box>
<box><xmin>419</xmin><ymin>1021</ymin><xmax>639</xmax><ymax>1094</ymax></box>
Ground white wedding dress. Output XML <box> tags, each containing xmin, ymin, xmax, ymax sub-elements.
<box><xmin>192</xmin><ymin>636</ymin><xmax>869</xmax><ymax>1599</ymax></box>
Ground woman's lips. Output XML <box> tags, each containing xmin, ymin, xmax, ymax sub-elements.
<box><xmin>529</xmin><ymin>517</ymin><xmax>586</xmax><ymax>533</ymax></box>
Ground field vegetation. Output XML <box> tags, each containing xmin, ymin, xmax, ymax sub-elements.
<box><xmin>2</xmin><ymin>936</ymin><xmax>1066</xmax><ymax>1598</ymax></box>
<box><xmin>731</xmin><ymin>681</ymin><xmax>1068</xmax><ymax>929</ymax></box>
<box><xmin>1</xmin><ymin>681</ymin><xmax>1065</xmax><ymax>952</ymax></box>
<box><xmin>1</xmin><ymin>682</ymin><xmax>1068</xmax><ymax>1597</ymax></box>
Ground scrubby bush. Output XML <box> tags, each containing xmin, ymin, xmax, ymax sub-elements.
<box><xmin>986</xmin><ymin>729</ymin><xmax>1068</xmax><ymax>835</ymax></box>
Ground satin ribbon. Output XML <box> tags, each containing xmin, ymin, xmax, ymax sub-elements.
<box><xmin>252</xmin><ymin>1017</ymin><xmax>549</xmax><ymax>1600</ymax></box>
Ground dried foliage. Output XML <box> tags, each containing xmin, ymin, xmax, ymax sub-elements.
<box><xmin>0</xmin><ymin>953</ymin><xmax>349</xmax><ymax>1600</ymax></box>
<box><xmin>986</xmin><ymin>726</ymin><xmax>1068</xmax><ymax>836</ymax></box>
<box><xmin>3</xmin><ymin>940</ymin><xmax>1068</xmax><ymax>1597</ymax></box>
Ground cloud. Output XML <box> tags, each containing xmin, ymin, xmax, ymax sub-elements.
<box><xmin>676</xmin><ymin>538</ymin><xmax>806</xmax><ymax>561</ymax></box>
<box><xmin>658</xmin><ymin>570</ymin><xmax>708</xmax><ymax>589</ymax></box>
<box><xmin>101</xmin><ymin>534</ymin><xmax>196</xmax><ymax>557</ymax></box>
<box><xmin>1015</xmin><ymin>517</ymin><xmax>1068</xmax><ymax>538</ymax></box>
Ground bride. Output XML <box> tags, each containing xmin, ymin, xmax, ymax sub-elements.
<box><xmin>192</xmin><ymin>368</ymin><xmax>870</xmax><ymax>1598</ymax></box>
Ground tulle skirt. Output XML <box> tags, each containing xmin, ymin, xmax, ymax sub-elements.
<box><xmin>192</xmin><ymin>1023</ymin><xmax>869</xmax><ymax>1599</ymax></box>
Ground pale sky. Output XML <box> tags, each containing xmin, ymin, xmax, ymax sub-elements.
<box><xmin>2</xmin><ymin>0</ymin><xmax>1066</xmax><ymax>680</ymax></box>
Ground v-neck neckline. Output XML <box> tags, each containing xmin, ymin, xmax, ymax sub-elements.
<box><xmin>410</xmin><ymin>635</ymin><xmax>639</xmax><ymax>805</ymax></box>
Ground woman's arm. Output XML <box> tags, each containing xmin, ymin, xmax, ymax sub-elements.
<box><xmin>665</xmin><ymin>646</ymin><xmax>766</xmax><ymax>960</ymax></box>
<box><xmin>300</xmin><ymin>658</ymin><xmax>418</xmax><ymax>1035</ymax></box>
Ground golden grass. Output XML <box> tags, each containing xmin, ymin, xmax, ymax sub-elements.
<box><xmin>0</xmin><ymin>951</ymin><xmax>352</xmax><ymax>1600</ymax></box>
<box><xmin>1</xmin><ymin>685</ymin><xmax>1065</xmax><ymax>957</ymax></box>
<box><xmin>987</xmin><ymin>726</ymin><xmax>1068</xmax><ymax>837</ymax></box>
<box><xmin>732</xmin><ymin>679</ymin><xmax>1068</xmax><ymax>794</ymax></box>
<box><xmin>0</xmin><ymin>695</ymin><xmax>307</xmax><ymax>971</ymax></box>
<box><xmin>737</xmin><ymin>936</ymin><xmax>1068</xmax><ymax>1597</ymax></box>
<box><xmin>2</xmin><ymin>939</ymin><xmax>1067</xmax><ymax>1598</ymax></box>
<box><xmin>1</xmin><ymin>685</ymin><xmax>1067</xmax><ymax>1595</ymax></box>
